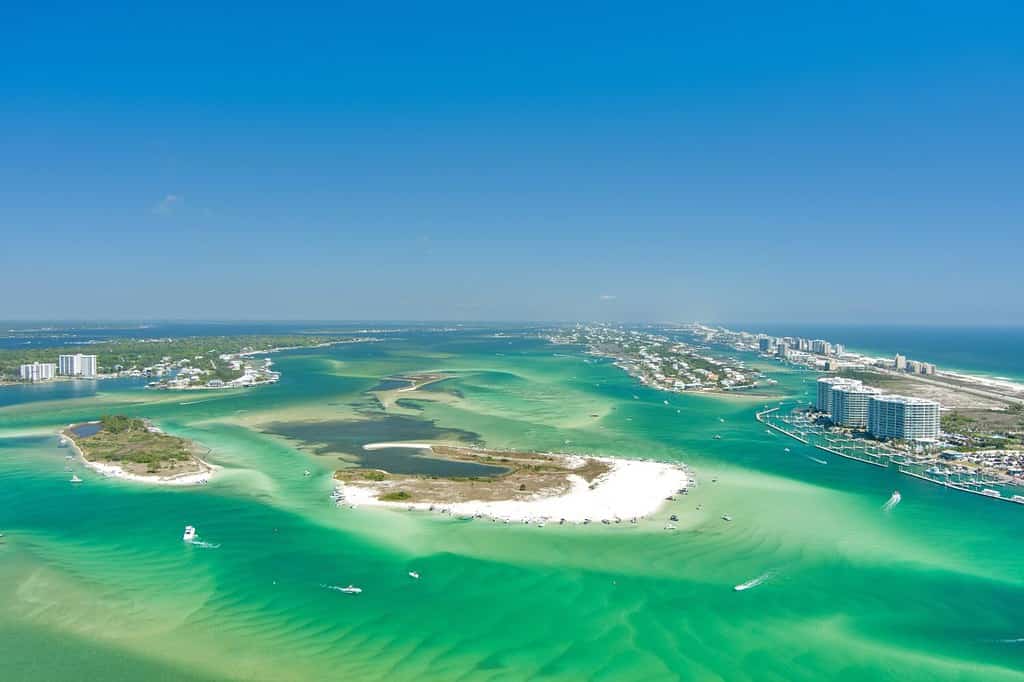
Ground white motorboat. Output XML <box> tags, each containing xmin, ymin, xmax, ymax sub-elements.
<box><xmin>408</xmin><ymin>571</ymin><xmax>420</xmax><ymax>579</ymax></box>
<box><xmin>183</xmin><ymin>525</ymin><xmax>197</xmax><ymax>542</ymax></box>
<box><xmin>721</xmin><ymin>514</ymin><xmax>733</xmax><ymax>522</ymax></box>
<box><xmin>339</xmin><ymin>585</ymin><xmax>362</xmax><ymax>594</ymax></box>
<box><xmin>70</xmin><ymin>474</ymin><xmax>82</xmax><ymax>483</ymax></box>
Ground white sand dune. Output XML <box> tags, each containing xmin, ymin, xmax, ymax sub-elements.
<box><xmin>336</xmin><ymin>455</ymin><xmax>691</xmax><ymax>523</ymax></box>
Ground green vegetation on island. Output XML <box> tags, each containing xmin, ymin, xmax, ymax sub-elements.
<box><xmin>0</xmin><ymin>334</ymin><xmax>353</xmax><ymax>382</ymax></box>
<box><xmin>66</xmin><ymin>415</ymin><xmax>198</xmax><ymax>474</ymax></box>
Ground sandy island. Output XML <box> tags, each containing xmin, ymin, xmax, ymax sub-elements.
<box><xmin>61</xmin><ymin>420</ymin><xmax>217</xmax><ymax>486</ymax></box>
<box><xmin>333</xmin><ymin>443</ymin><xmax>691</xmax><ymax>523</ymax></box>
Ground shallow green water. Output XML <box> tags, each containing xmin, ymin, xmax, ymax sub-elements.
<box><xmin>1</xmin><ymin>333</ymin><xmax>1022</xmax><ymax>681</ymax></box>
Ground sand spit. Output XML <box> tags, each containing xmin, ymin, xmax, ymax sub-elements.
<box><xmin>335</xmin><ymin>446</ymin><xmax>692</xmax><ymax>524</ymax></box>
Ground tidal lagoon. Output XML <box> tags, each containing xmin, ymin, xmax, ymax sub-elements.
<box><xmin>1</xmin><ymin>327</ymin><xmax>1021</xmax><ymax>680</ymax></box>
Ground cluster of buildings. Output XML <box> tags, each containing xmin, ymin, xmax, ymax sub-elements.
<box><xmin>148</xmin><ymin>355</ymin><xmax>279</xmax><ymax>390</ymax></box>
<box><xmin>19</xmin><ymin>354</ymin><xmax>98</xmax><ymax>382</ymax></box>
<box><xmin>759</xmin><ymin>335</ymin><xmax>845</xmax><ymax>359</ymax></box>
<box><xmin>816</xmin><ymin>377</ymin><xmax>941</xmax><ymax>441</ymax></box>
<box><xmin>552</xmin><ymin>326</ymin><xmax>760</xmax><ymax>392</ymax></box>
<box><xmin>893</xmin><ymin>354</ymin><xmax>937</xmax><ymax>376</ymax></box>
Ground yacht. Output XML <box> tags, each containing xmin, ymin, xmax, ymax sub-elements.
<box><xmin>340</xmin><ymin>585</ymin><xmax>362</xmax><ymax>594</ymax></box>
<box><xmin>981</xmin><ymin>488</ymin><xmax>1001</xmax><ymax>498</ymax></box>
<box><xmin>183</xmin><ymin>525</ymin><xmax>197</xmax><ymax>542</ymax></box>
<box><xmin>70</xmin><ymin>474</ymin><xmax>82</xmax><ymax>483</ymax></box>
<box><xmin>408</xmin><ymin>571</ymin><xmax>420</xmax><ymax>579</ymax></box>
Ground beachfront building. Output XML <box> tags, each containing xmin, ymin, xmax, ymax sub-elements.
<box><xmin>811</xmin><ymin>339</ymin><xmax>833</xmax><ymax>355</ymax></box>
<box><xmin>59</xmin><ymin>353</ymin><xmax>98</xmax><ymax>378</ymax></box>
<box><xmin>830</xmin><ymin>383</ymin><xmax>881</xmax><ymax>429</ymax></box>
<box><xmin>868</xmin><ymin>395</ymin><xmax>941</xmax><ymax>441</ymax></box>
<box><xmin>20</xmin><ymin>362</ymin><xmax>56</xmax><ymax>382</ymax></box>
<box><xmin>816</xmin><ymin>377</ymin><xmax>861</xmax><ymax>414</ymax></box>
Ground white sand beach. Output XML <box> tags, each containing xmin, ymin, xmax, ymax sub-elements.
<box><xmin>336</xmin><ymin>454</ymin><xmax>692</xmax><ymax>523</ymax></box>
<box><xmin>62</xmin><ymin>427</ymin><xmax>218</xmax><ymax>486</ymax></box>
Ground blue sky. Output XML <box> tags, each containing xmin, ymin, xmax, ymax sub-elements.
<box><xmin>2</xmin><ymin>2</ymin><xmax>1021</xmax><ymax>323</ymax></box>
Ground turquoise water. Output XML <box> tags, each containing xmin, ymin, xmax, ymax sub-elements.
<box><xmin>1</xmin><ymin>330</ymin><xmax>1022</xmax><ymax>680</ymax></box>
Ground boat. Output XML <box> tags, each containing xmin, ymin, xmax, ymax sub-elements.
<box><xmin>784</xmin><ymin>447</ymin><xmax>790</xmax><ymax>453</ymax></box>
<box><xmin>303</xmin><ymin>470</ymin><xmax>311</xmax><ymax>477</ymax></box>
<box><xmin>721</xmin><ymin>514</ymin><xmax>733</xmax><ymax>522</ymax></box>
<box><xmin>713</xmin><ymin>434</ymin><xmax>721</xmax><ymax>440</ymax></box>
<box><xmin>339</xmin><ymin>585</ymin><xmax>362</xmax><ymax>594</ymax></box>
<box><xmin>408</xmin><ymin>571</ymin><xmax>420</xmax><ymax>579</ymax></box>
<box><xmin>183</xmin><ymin>525</ymin><xmax>197</xmax><ymax>542</ymax></box>
<box><xmin>70</xmin><ymin>474</ymin><xmax>82</xmax><ymax>483</ymax></box>
<box><xmin>669</xmin><ymin>514</ymin><xmax>679</xmax><ymax>522</ymax></box>
<box><xmin>981</xmin><ymin>488</ymin><xmax>1001</xmax><ymax>498</ymax></box>
<box><xmin>1011</xmin><ymin>495</ymin><xmax>1024</xmax><ymax>504</ymax></box>
<box><xmin>664</xmin><ymin>522</ymin><xmax>677</xmax><ymax>530</ymax></box>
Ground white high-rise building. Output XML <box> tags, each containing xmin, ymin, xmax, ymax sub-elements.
<box><xmin>816</xmin><ymin>377</ymin><xmax>861</xmax><ymax>414</ymax></box>
<box><xmin>59</xmin><ymin>353</ymin><xmax>98</xmax><ymax>378</ymax></box>
<box><xmin>831</xmin><ymin>383</ymin><xmax>881</xmax><ymax>428</ymax></box>
<box><xmin>20</xmin><ymin>362</ymin><xmax>56</xmax><ymax>382</ymax></box>
<box><xmin>868</xmin><ymin>395</ymin><xmax>941</xmax><ymax>441</ymax></box>
<box><xmin>811</xmin><ymin>339</ymin><xmax>832</xmax><ymax>355</ymax></box>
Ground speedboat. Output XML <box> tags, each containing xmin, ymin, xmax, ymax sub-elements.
<box><xmin>70</xmin><ymin>474</ymin><xmax>82</xmax><ymax>483</ymax></box>
<box><xmin>784</xmin><ymin>447</ymin><xmax>790</xmax><ymax>453</ymax></box>
<box><xmin>713</xmin><ymin>434</ymin><xmax>721</xmax><ymax>440</ymax></box>
<box><xmin>408</xmin><ymin>571</ymin><xmax>420</xmax><ymax>579</ymax></box>
<box><xmin>183</xmin><ymin>525</ymin><xmax>197</xmax><ymax>542</ymax></box>
<box><xmin>340</xmin><ymin>585</ymin><xmax>362</xmax><ymax>594</ymax></box>
<box><xmin>303</xmin><ymin>470</ymin><xmax>311</xmax><ymax>477</ymax></box>
<box><xmin>721</xmin><ymin>514</ymin><xmax>733</xmax><ymax>522</ymax></box>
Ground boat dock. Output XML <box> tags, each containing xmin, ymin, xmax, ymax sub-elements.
<box><xmin>755</xmin><ymin>405</ymin><xmax>1023</xmax><ymax>505</ymax></box>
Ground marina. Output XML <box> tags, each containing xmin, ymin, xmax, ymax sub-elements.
<box><xmin>756</xmin><ymin>407</ymin><xmax>1024</xmax><ymax>504</ymax></box>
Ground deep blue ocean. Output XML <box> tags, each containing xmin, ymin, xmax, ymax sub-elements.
<box><xmin>734</xmin><ymin>324</ymin><xmax>1024</xmax><ymax>381</ymax></box>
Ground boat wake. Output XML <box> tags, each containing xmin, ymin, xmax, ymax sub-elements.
<box><xmin>806</xmin><ymin>456</ymin><xmax>828</xmax><ymax>465</ymax></box>
<box><xmin>995</xmin><ymin>637</ymin><xmax>1024</xmax><ymax>644</ymax></box>
<box><xmin>734</xmin><ymin>571</ymin><xmax>775</xmax><ymax>592</ymax></box>
<box><xmin>189</xmin><ymin>540</ymin><xmax>220</xmax><ymax>549</ymax></box>
<box><xmin>882</xmin><ymin>490</ymin><xmax>902</xmax><ymax>512</ymax></box>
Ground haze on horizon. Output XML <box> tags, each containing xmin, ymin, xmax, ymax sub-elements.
<box><xmin>2</xmin><ymin>3</ymin><xmax>1021</xmax><ymax>324</ymax></box>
